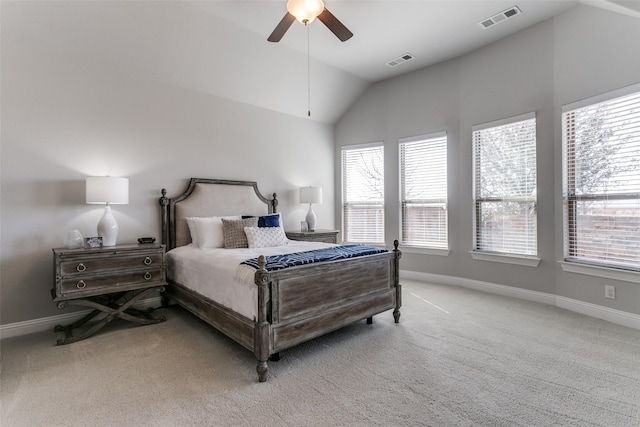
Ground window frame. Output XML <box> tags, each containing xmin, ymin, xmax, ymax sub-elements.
<box><xmin>561</xmin><ymin>83</ymin><xmax>640</xmax><ymax>276</ymax></box>
<box><xmin>341</xmin><ymin>142</ymin><xmax>385</xmax><ymax>245</ymax></box>
<box><xmin>471</xmin><ymin>112</ymin><xmax>539</xmax><ymax>264</ymax></box>
<box><xmin>399</xmin><ymin>131</ymin><xmax>449</xmax><ymax>252</ymax></box>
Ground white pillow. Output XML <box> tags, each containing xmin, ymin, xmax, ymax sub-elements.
<box><xmin>244</xmin><ymin>226</ymin><xmax>289</xmax><ymax>249</ymax></box>
<box><xmin>185</xmin><ymin>217</ymin><xmax>200</xmax><ymax>246</ymax></box>
<box><xmin>187</xmin><ymin>216</ymin><xmax>241</xmax><ymax>248</ymax></box>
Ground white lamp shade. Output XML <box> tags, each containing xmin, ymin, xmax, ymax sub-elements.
<box><xmin>300</xmin><ymin>186</ymin><xmax>322</xmax><ymax>205</ymax></box>
<box><xmin>287</xmin><ymin>0</ymin><xmax>324</xmax><ymax>24</ymax></box>
<box><xmin>86</xmin><ymin>176</ymin><xmax>129</xmax><ymax>205</ymax></box>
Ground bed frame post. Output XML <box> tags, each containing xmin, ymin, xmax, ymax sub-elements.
<box><xmin>393</xmin><ymin>239</ymin><xmax>402</xmax><ymax>323</ymax></box>
<box><xmin>254</xmin><ymin>255</ymin><xmax>271</xmax><ymax>382</ymax></box>
<box><xmin>159</xmin><ymin>189</ymin><xmax>170</xmax><ymax>248</ymax></box>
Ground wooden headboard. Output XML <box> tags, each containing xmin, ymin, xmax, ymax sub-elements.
<box><xmin>159</xmin><ymin>178</ymin><xmax>278</xmax><ymax>250</ymax></box>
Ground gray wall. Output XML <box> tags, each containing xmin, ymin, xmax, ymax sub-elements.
<box><xmin>1</xmin><ymin>18</ymin><xmax>336</xmax><ymax>325</ymax></box>
<box><xmin>336</xmin><ymin>5</ymin><xmax>640</xmax><ymax>315</ymax></box>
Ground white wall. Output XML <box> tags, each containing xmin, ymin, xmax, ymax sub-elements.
<box><xmin>1</xmin><ymin>20</ymin><xmax>335</xmax><ymax>325</ymax></box>
<box><xmin>336</xmin><ymin>5</ymin><xmax>640</xmax><ymax>315</ymax></box>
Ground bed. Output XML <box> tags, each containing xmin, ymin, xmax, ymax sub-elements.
<box><xmin>159</xmin><ymin>178</ymin><xmax>402</xmax><ymax>382</ymax></box>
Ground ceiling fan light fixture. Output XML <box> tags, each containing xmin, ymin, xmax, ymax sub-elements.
<box><xmin>287</xmin><ymin>0</ymin><xmax>325</xmax><ymax>24</ymax></box>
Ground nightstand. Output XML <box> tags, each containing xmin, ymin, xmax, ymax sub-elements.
<box><xmin>52</xmin><ymin>243</ymin><xmax>167</xmax><ymax>345</ymax></box>
<box><xmin>285</xmin><ymin>229</ymin><xmax>339</xmax><ymax>244</ymax></box>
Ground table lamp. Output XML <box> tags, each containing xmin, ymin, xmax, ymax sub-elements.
<box><xmin>86</xmin><ymin>176</ymin><xmax>129</xmax><ymax>246</ymax></box>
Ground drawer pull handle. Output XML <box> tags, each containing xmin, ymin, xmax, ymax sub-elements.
<box><xmin>144</xmin><ymin>272</ymin><xmax>152</xmax><ymax>280</ymax></box>
<box><xmin>76</xmin><ymin>263</ymin><xmax>87</xmax><ymax>272</ymax></box>
<box><xmin>76</xmin><ymin>280</ymin><xmax>87</xmax><ymax>289</ymax></box>
<box><xmin>143</xmin><ymin>257</ymin><xmax>152</xmax><ymax>266</ymax></box>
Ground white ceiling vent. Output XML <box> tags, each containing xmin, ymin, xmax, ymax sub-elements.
<box><xmin>479</xmin><ymin>6</ymin><xmax>521</xmax><ymax>29</ymax></box>
<box><xmin>386</xmin><ymin>53</ymin><xmax>415</xmax><ymax>68</ymax></box>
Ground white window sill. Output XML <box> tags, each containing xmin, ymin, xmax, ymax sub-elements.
<box><xmin>470</xmin><ymin>251</ymin><xmax>541</xmax><ymax>267</ymax></box>
<box><xmin>559</xmin><ymin>261</ymin><xmax>640</xmax><ymax>283</ymax></box>
<box><xmin>400</xmin><ymin>245</ymin><xmax>450</xmax><ymax>256</ymax></box>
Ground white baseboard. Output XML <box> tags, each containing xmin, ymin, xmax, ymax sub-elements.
<box><xmin>401</xmin><ymin>270</ymin><xmax>640</xmax><ymax>330</ymax></box>
<box><xmin>0</xmin><ymin>296</ymin><xmax>163</xmax><ymax>340</ymax></box>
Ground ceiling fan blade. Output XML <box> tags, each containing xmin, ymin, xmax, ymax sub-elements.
<box><xmin>317</xmin><ymin>8</ymin><xmax>353</xmax><ymax>42</ymax></box>
<box><xmin>268</xmin><ymin>13</ymin><xmax>296</xmax><ymax>42</ymax></box>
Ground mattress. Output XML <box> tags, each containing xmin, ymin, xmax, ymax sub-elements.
<box><xmin>166</xmin><ymin>240</ymin><xmax>335</xmax><ymax>320</ymax></box>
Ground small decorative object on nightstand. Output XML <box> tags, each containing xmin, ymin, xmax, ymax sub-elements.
<box><xmin>51</xmin><ymin>243</ymin><xmax>167</xmax><ymax>345</ymax></box>
<box><xmin>286</xmin><ymin>229</ymin><xmax>339</xmax><ymax>244</ymax></box>
<box><xmin>63</xmin><ymin>229</ymin><xmax>84</xmax><ymax>249</ymax></box>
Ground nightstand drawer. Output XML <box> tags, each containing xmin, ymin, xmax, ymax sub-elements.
<box><xmin>59</xmin><ymin>252</ymin><xmax>163</xmax><ymax>276</ymax></box>
<box><xmin>53</xmin><ymin>243</ymin><xmax>167</xmax><ymax>302</ymax></box>
<box><xmin>59</xmin><ymin>267</ymin><xmax>164</xmax><ymax>297</ymax></box>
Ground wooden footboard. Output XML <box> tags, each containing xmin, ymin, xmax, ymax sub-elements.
<box><xmin>254</xmin><ymin>241</ymin><xmax>402</xmax><ymax>382</ymax></box>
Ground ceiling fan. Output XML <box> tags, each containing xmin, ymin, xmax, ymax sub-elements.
<box><xmin>268</xmin><ymin>0</ymin><xmax>353</xmax><ymax>43</ymax></box>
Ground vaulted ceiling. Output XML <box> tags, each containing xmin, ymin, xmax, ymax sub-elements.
<box><xmin>4</xmin><ymin>1</ymin><xmax>639</xmax><ymax>123</ymax></box>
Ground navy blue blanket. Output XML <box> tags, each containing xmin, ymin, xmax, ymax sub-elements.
<box><xmin>241</xmin><ymin>244</ymin><xmax>388</xmax><ymax>272</ymax></box>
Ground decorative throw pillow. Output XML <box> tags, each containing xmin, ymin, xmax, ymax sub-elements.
<box><xmin>222</xmin><ymin>217</ymin><xmax>258</xmax><ymax>248</ymax></box>
<box><xmin>187</xmin><ymin>216</ymin><xmax>241</xmax><ymax>248</ymax></box>
<box><xmin>244</xmin><ymin>226</ymin><xmax>289</xmax><ymax>249</ymax></box>
<box><xmin>242</xmin><ymin>213</ymin><xmax>281</xmax><ymax>228</ymax></box>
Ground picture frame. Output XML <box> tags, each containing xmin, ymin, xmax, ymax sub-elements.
<box><xmin>85</xmin><ymin>236</ymin><xmax>103</xmax><ymax>248</ymax></box>
<box><xmin>300</xmin><ymin>221</ymin><xmax>308</xmax><ymax>232</ymax></box>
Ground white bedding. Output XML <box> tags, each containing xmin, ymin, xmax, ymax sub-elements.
<box><xmin>166</xmin><ymin>240</ymin><xmax>335</xmax><ymax>321</ymax></box>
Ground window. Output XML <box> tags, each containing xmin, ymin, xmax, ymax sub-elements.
<box><xmin>562</xmin><ymin>85</ymin><xmax>640</xmax><ymax>272</ymax></box>
<box><xmin>472</xmin><ymin>113</ymin><xmax>537</xmax><ymax>257</ymax></box>
<box><xmin>399</xmin><ymin>132</ymin><xmax>448</xmax><ymax>248</ymax></box>
<box><xmin>342</xmin><ymin>143</ymin><xmax>384</xmax><ymax>244</ymax></box>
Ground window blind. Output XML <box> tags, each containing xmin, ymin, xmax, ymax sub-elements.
<box><xmin>562</xmin><ymin>88</ymin><xmax>640</xmax><ymax>271</ymax></box>
<box><xmin>473</xmin><ymin>114</ymin><xmax>537</xmax><ymax>256</ymax></box>
<box><xmin>342</xmin><ymin>144</ymin><xmax>385</xmax><ymax>244</ymax></box>
<box><xmin>400</xmin><ymin>133</ymin><xmax>448</xmax><ymax>248</ymax></box>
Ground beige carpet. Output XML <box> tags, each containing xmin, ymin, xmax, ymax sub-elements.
<box><xmin>1</xmin><ymin>280</ymin><xmax>639</xmax><ymax>426</ymax></box>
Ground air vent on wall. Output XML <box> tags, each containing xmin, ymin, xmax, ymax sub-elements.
<box><xmin>386</xmin><ymin>53</ymin><xmax>415</xmax><ymax>68</ymax></box>
<box><xmin>479</xmin><ymin>6</ymin><xmax>521</xmax><ymax>29</ymax></box>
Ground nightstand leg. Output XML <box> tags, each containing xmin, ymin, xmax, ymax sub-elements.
<box><xmin>54</xmin><ymin>308</ymin><xmax>101</xmax><ymax>331</ymax></box>
<box><xmin>54</xmin><ymin>286</ymin><xmax>166</xmax><ymax>345</ymax></box>
<box><xmin>54</xmin><ymin>308</ymin><xmax>103</xmax><ymax>345</ymax></box>
<box><xmin>56</xmin><ymin>312</ymin><xmax>119</xmax><ymax>345</ymax></box>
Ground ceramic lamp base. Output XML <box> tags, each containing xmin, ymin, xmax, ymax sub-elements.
<box><xmin>97</xmin><ymin>205</ymin><xmax>118</xmax><ymax>246</ymax></box>
<box><xmin>306</xmin><ymin>204</ymin><xmax>317</xmax><ymax>232</ymax></box>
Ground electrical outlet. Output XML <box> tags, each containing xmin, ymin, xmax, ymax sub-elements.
<box><xmin>605</xmin><ymin>285</ymin><xmax>616</xmax><ymax>300</ymax></box>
